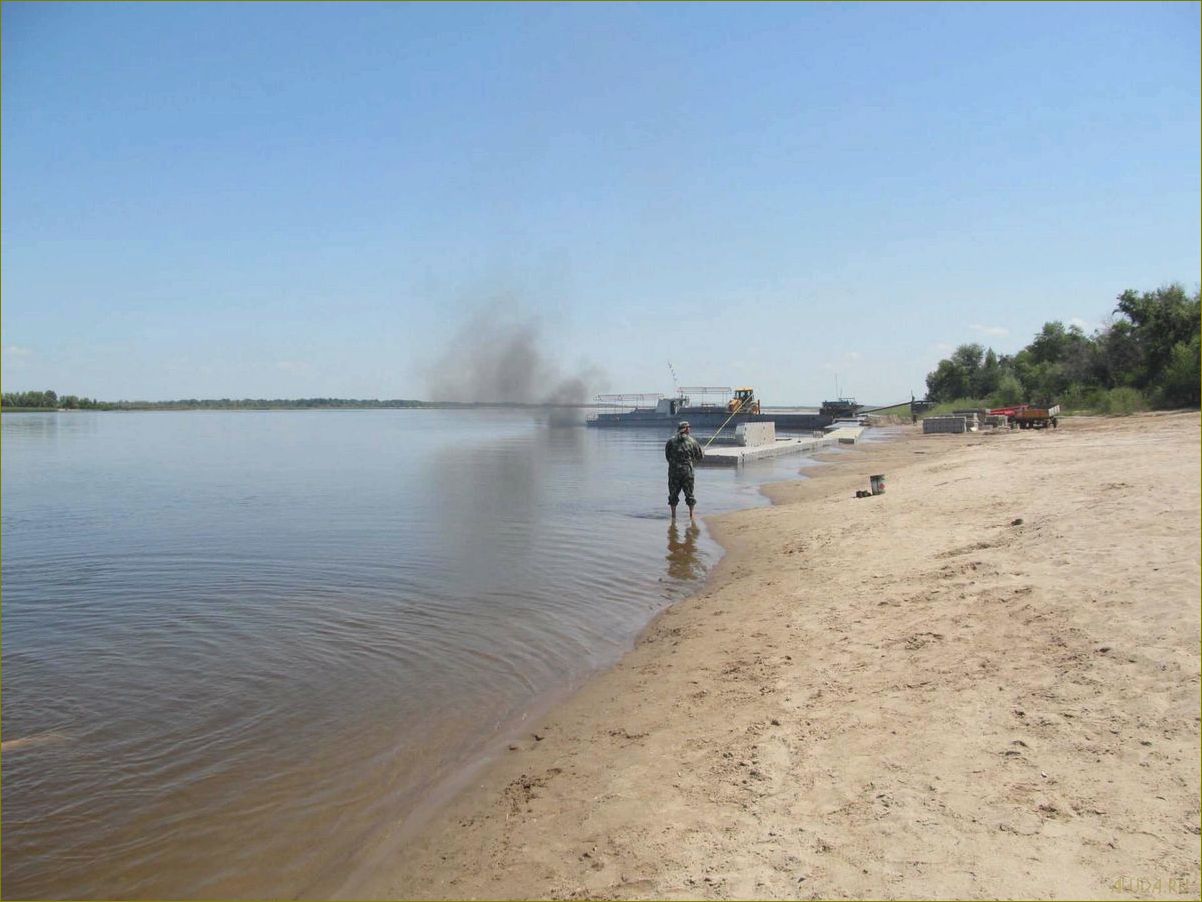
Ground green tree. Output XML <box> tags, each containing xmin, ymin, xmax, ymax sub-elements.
<box><xmin>971</xmin><ymin>348</ymin><xmax>1003</xmax><ymax>398</ymax></box>
<box><xmin>924</xmin><ymin>282</ymin><xmax>1200</xmax><ymax>414</ymax></box>
<box><xmin>1095</xmin><ymin>320</ymin><xmax>1142</xmax><ymax>389</ymax></box>
<box><xmin>990</xmin><ymin>372</ymin><xmax>1024</xmax><ymax>406</ymax></box>
<box><xmin>1113</xmin><ymin>284</ymin><xmax>1201</xmax><ymax>395</ymax></box>
<box><xmin>1160</xmin><ymin>333</ymin><xmax>1201</xmax><ymax>407</ymax></box>
<box><xmin>1028</xmin><ymin>322</ymin><xmax>1072</xmax><ymax>364</ymax></box>
<box><xmin>925</xmin><ymin>355</ymin><xmax>970</xmax><ymax>402</ymax></box>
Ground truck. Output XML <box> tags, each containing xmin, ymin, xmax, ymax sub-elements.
<box><xmin>989</xmin><ymin>404</ymin><xmax>1060</xmax><ymax>430</ymax></box>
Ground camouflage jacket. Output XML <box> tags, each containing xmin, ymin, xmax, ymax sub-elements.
<box><xmin>664</xmin><ymin>433</ymin><xmax>704</xmax><ymax>473</ymax></box>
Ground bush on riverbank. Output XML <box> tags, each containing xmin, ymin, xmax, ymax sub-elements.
<box><xmin>924</xmin><ymin>283</ymin><xmax>1200</xmax><ymax>413</ymax></box>
<box><xmin>920</xmin><ymin>389</ymin><xmax>1152</xmax><ymax>418</ymax></box>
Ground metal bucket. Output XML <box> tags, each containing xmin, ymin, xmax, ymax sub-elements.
<box><xmin>870</xmin><ymin>474</ymin><xmax>886</xmax><ymax>495</ymax></box>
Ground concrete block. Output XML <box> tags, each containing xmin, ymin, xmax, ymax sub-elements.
<box><xmin>735</xmin><ymin>421</ymin><xmax>776</xmax><ymax>447</ymax></box>
<box><xmin>826</xmin><ymin>426</ymin><xmax>865</xmax><ymax>444</ymax></box>
<box><xmin>923</xmin><ymin>416</ymin><xmax>968</xmax><ymax>434</ymax></box>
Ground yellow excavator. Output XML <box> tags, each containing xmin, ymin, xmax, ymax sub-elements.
<box><xmin>727</xmin><ymin>387</ymin><xmax>761</xmax><ymax>415</ymax></box>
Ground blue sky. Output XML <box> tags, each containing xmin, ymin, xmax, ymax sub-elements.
<box><xmin>3</xmin><ymin>1</ymin><xmax>1199</xmax><ymax>404</ymax></box>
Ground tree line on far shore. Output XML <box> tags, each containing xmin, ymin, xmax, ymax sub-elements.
<box><xmin>1</xmin><ymin>390</ymin><xmax>108</xmax><ymax>410</ymax></box>
<box><xmin>925</xmin><ymin>283</ymin><xmax>1200</xmax><ymax>414</ymax></box>
<box><xmin>0</xmin><ymin>394</ymin><xmax>583</xmax><ymax>411</ymax></box>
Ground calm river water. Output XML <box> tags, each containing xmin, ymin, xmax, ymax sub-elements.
<box><xmin>2</xmin><ymin>409</ymin><xmax>828</xmax><ymax>899</ymax></box>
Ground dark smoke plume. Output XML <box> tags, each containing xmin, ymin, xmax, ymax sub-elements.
<box><xmin>425</xmin><ymin>303</ymin><xmax>605</xmax><ymax>422</ymax></box>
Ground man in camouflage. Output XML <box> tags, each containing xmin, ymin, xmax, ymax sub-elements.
<box><xmin>665</xmin><ymin>420</ymin><xmax>704</xmax><ymax>520</ymax></box>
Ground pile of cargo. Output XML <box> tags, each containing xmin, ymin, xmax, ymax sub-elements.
<box><xmin>919</xmin><ymin>402</ymin><xmax>1061</xmax><ymax>435</ymax></box>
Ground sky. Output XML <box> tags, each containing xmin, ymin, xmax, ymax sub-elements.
<box><xmin>3</xmin><ymin>1</ymin><xmax>1199</xmax><ymax>405</ymax></box>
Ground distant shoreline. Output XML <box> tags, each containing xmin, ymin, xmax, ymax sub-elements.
<box><xmin>1</xmin><ymin>401</ymin><xmax>605</xmax><ymax>413</ymax></box>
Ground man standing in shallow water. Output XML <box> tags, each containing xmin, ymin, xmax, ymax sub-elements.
<box><xmin>665</xmin><ymin>420</ymin><xmax>704</xmax><ymax>521</ymax></box>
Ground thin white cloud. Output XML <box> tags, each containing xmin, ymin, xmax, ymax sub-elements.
<box><xmin>2</xmin><ymin>345</ymin><xmax>34</xmax><ymax>371</ymax></box>
<box><xmin>969</xmin><ymin>324</ymin><xmax>1009</xmax><ymax>338</ymax></box>
<box><xmin>1069</xmin><ymin>317</ymin><xmax>1097</xmax><ymax>332</ymax></box>
<box><xmin>934</xmin><ymin>342</ymin><xmax>955</xmax><ymax>353</ymax></box>
<box><xmin>844</xmin><ymin>351</ymin><xmax>862</xmax><ymax>362</ymax></box>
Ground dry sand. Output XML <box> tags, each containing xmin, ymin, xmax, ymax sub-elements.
<box><xmin>344</xmin><ymin>412</ymin><xmax>1200</xmax><ymax>901</ymax></box>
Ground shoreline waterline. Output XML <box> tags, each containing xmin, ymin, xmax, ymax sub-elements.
<box><xmin>344</xmin><ymin>414</ymin><xmax>1200</xmax><ymax>900</ymax></box>
<box><xmin>328</xmin><ymin>436</ymin><xmax>877</xmax><ymax>898</ymax></box>
<box><xmin>335</xmin><ymin>427</ymin><xmax>907</xmax><ymax>899</ymax></box>
<box><xmin>2</xmin><ymin>408</ymin><xmax>834</xmax><ymax>899</ymax></box>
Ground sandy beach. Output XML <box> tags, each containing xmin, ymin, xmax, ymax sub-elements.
<box><xmin>344</xmin><ymin>412</ymin><xmax>1201</xmax><ymax>901</ymax></box>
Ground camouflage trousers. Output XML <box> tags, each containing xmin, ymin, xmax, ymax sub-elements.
<box><xmin>668</xmin><ymin>468</ymin><xmax>696</xmax><ymax>507</ymax></box>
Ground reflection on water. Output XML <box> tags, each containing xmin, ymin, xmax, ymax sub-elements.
<box><xmin>666</xmin><ymin>521</ymin><xmax>704</xmax><ymax>582</ymax></box>
<box><xmin>2</xmin><ymin>409</ymin><xmax>816</xmax><ymax>900</ymax></box>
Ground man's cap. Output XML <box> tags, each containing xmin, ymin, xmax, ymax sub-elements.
<box><xmin>678</xmin><ymin>421</ymin><xmax>690</xmax><ymax>431</ymax></box>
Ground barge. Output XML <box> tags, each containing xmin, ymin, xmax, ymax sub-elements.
<box><xmin>586</xmin><ymin>388</ymin><xmax>861</xmax><ymax>433</ymax></box>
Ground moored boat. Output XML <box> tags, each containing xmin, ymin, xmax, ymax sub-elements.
<box><xmin>587</xmin><ymin>389</ymin><xmax>860</xmax><ymax>432</ymax></box>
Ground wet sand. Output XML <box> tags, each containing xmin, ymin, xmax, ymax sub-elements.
<box><xmin>344</xmin><ymin>412</ymin><xmax>1201</xmax><ymax>901</ymax></box>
